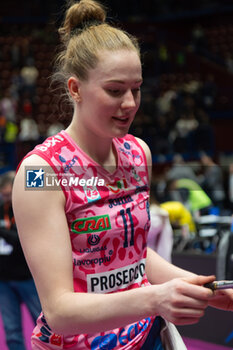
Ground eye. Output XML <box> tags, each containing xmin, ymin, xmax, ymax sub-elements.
<box><xmin>132</xmin><ymin>87</ymin><xmax>141</xmax><ymax>95</ymax></box>
<box><xmin>107</xmin><ymin>89</ymin><xmax>123</xmax><ymax>96</ymax></box>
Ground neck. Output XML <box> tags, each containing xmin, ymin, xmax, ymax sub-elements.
<box><xmin>65</xmin><ymin>120</ymin><xmax>117</xmax><ymax>169</ymax></box>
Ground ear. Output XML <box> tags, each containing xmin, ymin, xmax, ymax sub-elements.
<box><xmin>67</xmin><ymin>77</ymin><xmax>81</xmax><ymax>102</ymax></box>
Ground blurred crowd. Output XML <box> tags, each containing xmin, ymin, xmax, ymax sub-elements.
<box><xmin>0</xmin><ymin>23</ymin><xmax>66</xmax><ymax>168</ymax></box>
<box><xmin>1</xmin><ymin>17</ymin><xmax>232</xmax><ymax>169</ymax></box>
<box><xmin>147</xmin><ymin>151</ymin><xmax>233</xmax><ymax>260</ymax></box>
<box><xmin>131</xmin><ymin>72</ymin><xmax>216</xmax><ymax>159</ymax></box>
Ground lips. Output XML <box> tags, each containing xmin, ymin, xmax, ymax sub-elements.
<box><xmin>112</xmin><ymin>116</ymin><xmax>130</xmax><ymax>123</ymax></box>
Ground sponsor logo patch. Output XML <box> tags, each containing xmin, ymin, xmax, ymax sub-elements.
<box><xmin>71</xmin><ymin>215</ymin><xmax>111</xmax><ymax>234</ymax></box>
<box><xmin>88</xmin><ymin>234</ymin><xmax>100</xmax><ymax>246</ymax></box>
<box><xmin>87</xmin><ymin>259</ymin><xmax>146</xmax><ymax>293</ymax></box>
<box><xmin>83</xmin><ymin>184</ymin><xmax>102</xmax><ymax>203</ymax></box>
<box><xmin>36</xmin><ymin>135</ymin><xmax>64</xmax><ymax>152</ymax></box>
<box><xmin>106</xmin><ymin>178</ymin><xmax>128</xmax><ymax>194</ymax></box>
<box><xmin>108</xmin><ymin>194</ymin><xmax>133</xmax><ymax>208</ymax></box>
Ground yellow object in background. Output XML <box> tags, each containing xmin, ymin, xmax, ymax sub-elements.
<box><xmin>160</xmin><ymin>201</ymin><xmax>196</xmax><ymax>233</ymax></box>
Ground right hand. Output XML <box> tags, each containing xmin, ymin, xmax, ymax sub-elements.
<box><xmin>151</xmin><ymin>275</ymin><xmax>215</xmax><ymax>325</ymax></box>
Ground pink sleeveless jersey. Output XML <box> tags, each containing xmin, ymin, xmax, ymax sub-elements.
<box><xmin>25</xmin><ymin>130</ymin><xmax>155</xmax><ymax>349</ymax></box>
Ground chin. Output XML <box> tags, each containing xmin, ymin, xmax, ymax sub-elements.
<box><xmin>113</xmin><ymin>124</ymin><xmax>132</xmax><ymax>137</ymax></box>
<box><xmin>113</xmin><ymin>129</ymin><xmax>129</xmax><ymax>138</ymax></box>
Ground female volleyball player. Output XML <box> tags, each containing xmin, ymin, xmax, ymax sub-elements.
<box><xmin>13</xmin><ymin>1</ymin><xmax>233</xmax><ymax>349</ymax></box>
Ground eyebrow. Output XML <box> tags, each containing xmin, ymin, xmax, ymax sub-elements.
<box><xmin>105</xmin><ymin>79</ymin><xmax>143</xmax><ymax>84</ymax></box>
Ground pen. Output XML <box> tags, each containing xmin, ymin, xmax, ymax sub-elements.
<box><xmin>204</xmin><ymin>281</ymin><xmax>233</xmax><ymax>291</ymax></box>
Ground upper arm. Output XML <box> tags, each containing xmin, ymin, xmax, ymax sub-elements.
<box><xmin>146</xmin><ymin>247</ymin><xmax>195</xmax><ymax>284</ymax></box>
<box><xmin>135</xmin><ymin>137</ymin><xmax>152</xmax><ymax>185</ymax></box>
<box><xmin>12</xmin><ymin>155</ymin><xmax>74</xmax><ymax>315</ymax></box>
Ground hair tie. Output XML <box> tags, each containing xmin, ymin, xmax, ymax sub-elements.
<box><xmin>71</xmin><ymin>19</ymin><xmax>103</xmax><ymax>36</ymax></box>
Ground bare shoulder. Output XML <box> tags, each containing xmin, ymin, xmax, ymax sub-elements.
<box><xmin>13</xmin><ymin>154</ymin><xmax>65</xmax><ymax>218</ymax></box>
<box><xmin>134</xmin><ymin>137</ymin><xmax>152</xmax><ymax>167</ymax></box>
<box><xmin>15</xmin><ymin>154</ymin><xmax>51</xmax><ymax>182</ymax></box>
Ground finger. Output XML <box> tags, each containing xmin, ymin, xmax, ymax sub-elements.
<box><xmin>175</xmin><ymin>306</ymin><xmax>206</xmax><ymax>318</ymax></box>
<box><xmin>176</xmin><ymin>280</ymin><xmax>214</xmax><ymax>300</ymax></box>
<box><xmin>169</xmin><ymin>307</ymin><xmax>206</xmax><ymax>325</ymax></box>
<box><xmin>188</xmin><ymin>284</ymin><xmax>214</xmax><ymax>300</ymax></box>
<box><xmin>184</xmin><ymin>274</ymin><xmax>216</xmax><ymax>286</ymax></box>
<box><xmin>173</xmin><ymin>295</ymin><xmax>209</xmax><ymax>309</ymax></box>
<box><xmin>173</xmin><ymin>317</ymin><xmax>202</xmax><ymax>325</ymax></box>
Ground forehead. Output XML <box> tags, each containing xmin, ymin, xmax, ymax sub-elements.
<box><xmin>89</xmin><ymin>49</ymin><xmax>142</xmax><ymax>83</ymax></box>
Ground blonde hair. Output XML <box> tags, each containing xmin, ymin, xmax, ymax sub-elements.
<box><xmin>53</xmin><ymin>0</ymin><xmax>140</xmax><ymax>87</ymax></box>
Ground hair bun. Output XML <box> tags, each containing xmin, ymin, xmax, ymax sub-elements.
<box><xmin>59</xmin><ymin>0</ymin><xmax>106</xmax><ymax>43</ymax></box>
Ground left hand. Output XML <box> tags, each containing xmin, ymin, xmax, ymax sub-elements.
<box><xmin>208</xmin><ymin>288</ymin><xmax>233</xmax><ymax>311</ymax></box>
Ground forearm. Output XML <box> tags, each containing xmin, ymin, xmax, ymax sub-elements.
<box><xmin>145</xmin><ymin>247</ymin><xmax>196</xmax><ymax>284</ymax></box>
<box><xmin>45</xmin><ymin>272</ymin><xmax>216</xmax><ymax>334</ymax></box>
<box><xmin>45</xmin><ymin>248</ymin><xmax>196</xmax><ymax>336</ymax></box>
<box><xmin>45</xmin><ymin>286</ymin><xmax>153</xmax><ymax>336</ymax></box>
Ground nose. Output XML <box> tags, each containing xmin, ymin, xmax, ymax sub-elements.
<box><xmin>121</xmin><ymin>90</ymin><xmax>137</xmax><ymax>110</ymax></box>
